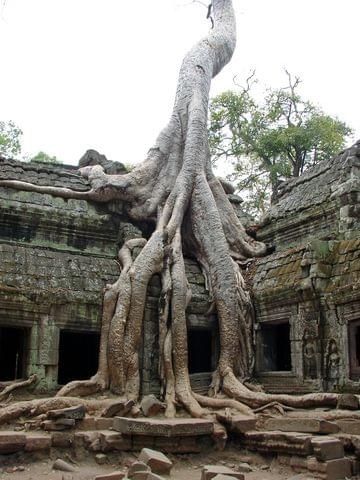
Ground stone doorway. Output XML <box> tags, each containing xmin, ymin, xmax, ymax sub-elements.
<box><xmin>57</xmin><ymin>329</ymin><xmax>100</xmax><ymax>385</ymax></box>
<box><xmin>0</xmin><ymin>326</ymin><xmax>28</xmax><ymax>381</ymax></box>
<box><xmin>187</xmin><ymin>329</ymin><xmax>213</xmax><ymax>374</ymax></box>
<box><xmin>259</xmin><ymin>322</ymin><xmax>292</xmax><ymax>372</ymax></box>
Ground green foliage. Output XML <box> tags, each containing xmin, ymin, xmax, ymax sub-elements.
<box><xmin>31</xmin><ymin>151</ymin><xmax>62</xmax><ymax>164</ymax></box>
<box><xmin>209</xmin><ymin>72</ymin><xmax>353</xmax><ymax>218</ymax></box>
<box><xmin>0</xmin><ymin>121</ymin><xmax>23</xmax><ymax>158</ymax></box>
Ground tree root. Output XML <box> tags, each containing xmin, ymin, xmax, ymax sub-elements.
<box><xmin>0</xmin><ymin>374</ymin><xmax>37</xmax><ymax>402</ymax></box>
<box><xmin>0</xmin><ymin>397</ymin><xmax>118</xmax><ymax>426</ymax></box>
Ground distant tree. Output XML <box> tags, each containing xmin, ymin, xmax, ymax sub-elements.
<box><xmin>0</xmin><ymin>121</ymin><xmax>23</xmax><ymax>158</ymax></box>
<box><xmin>209</xmin><ymin>71</ymin><xmax>353</xmax><ymax>218</ymax></box>
<box><xmin>31</xmin><ymin>151</ymin><xmax>62</xmax><ymax>164</ymax></box>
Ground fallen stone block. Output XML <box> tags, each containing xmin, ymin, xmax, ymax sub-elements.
<box><xmin>53</xmin><ymin>458</ymin><xmax>77</xmax><ymax>472</ymax></box>
<box><xmin>47</xmin><ymin>404</ymin><xmax>85</xmax><ymax>420</ymax></box>
<box><xmin>99</xmin><ymin>431</ymin><xmax>132</xmax><ymax>452</ymax></box>
<box><xmin>263</xmin><ymin>417</ymin><xmax>339</xmax><ymax>434</ymax></box>
<box><xmin>241</xmin><ymin>430</ymin><xmax>313</xmax><ymax>456</ymax></box>
<box><xmin>25</xmin><ymin>434</ymin><xmax>51</xmax><ymax>451</ymax></box>
<box><xmin>101</xmin><ymin>399</ymin><xmax>135</xmax><ymax>418</ymax></box>
<box><xmin>0</xmin><ymin>432</ymin><xmax>26</xmax><ymax>454</ymax></box>
<box><xmin>311</xmin><ymin>437</ymin><xmax>344</xmax><ymax>461</ymax></box>
<box><xmin>146</xmin><ymin>475</ymin><xmax>166</xmax><ymax>480</ymax></box>
<box><xmin>139</xmin><ymin>447</ymin><xmax>173</xmax><ymax>475</ymax></box>
<box><xmin>216</xmin><ymin>413</ymin><xmax>256</xmax><ymax>433</ymax></box>
<box><xmin>140</xmin><ymin>395</ymin><xmax>166</xmax><ymax>417</ymax></box>
<box><xmin>201</xmin><ymin>465</ymin><xmax>244</xmax><ymax>480</ymax></box>
<box><xmin>307</xmin><ymin>456</ymin><xmax>351</xmax><ymax>480</ymax></box>
<box><xmin>128</xmin><ymin>460</ymin><xmax>151</xmax><ymax>478</ymax></box>
<box><xmin>114</xmin><ymin>417</ymin><xmax>213</xmax><ymax>437</ymax></box>
<box><xmin>94</xmin><ymin>472</ymin><xmax>126</xmax><ymax>480</ymax></box>
<box><xmin>336</xmin><ymin>393</ymin><xmax>359</xmax><ymax>410</ymax></box>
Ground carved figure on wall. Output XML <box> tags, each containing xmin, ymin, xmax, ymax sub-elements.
<box><xmin>326</xmin><ymin>338</ymin><xmax>340</xmax><ymax>390</ymax></box>
<box><xmin>303</xmin><ymin>328</ymin><xmax>317</xmax><ymax>379</ymax></box>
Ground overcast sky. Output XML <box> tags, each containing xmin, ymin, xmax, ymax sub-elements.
<box><xmin>1</xmin><ymin>0</ymin><xmax>359</xmax><ymax>173</ymax></box>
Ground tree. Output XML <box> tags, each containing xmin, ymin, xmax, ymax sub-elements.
<box><xmin>0</xmin><ymin>120</ymin><xmax>22</xmax><ymax>158</ymax></box>
<box><xmin>209</xmin><ymin>72</ymin><xmax>352</xmax><ymax>218</ymax></box>
<box><xmin>0</xmin><ymin>1</ymin><xmax>342</xmax><ymax>423</ymax></box>
<box><xmin>31</xmin><ymin>151</ymin><xmax>62</xmax><ymax>164</ymax></box>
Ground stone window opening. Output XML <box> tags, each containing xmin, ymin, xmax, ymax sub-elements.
<box><xmin>57</xmin><ymin>329</ymin><xmax>100</xmax><ymax>385</ymax></box>
<box><xmin>0</xmin><ymin>326</ymin><xmax>28</xmax><ymax>381</ymax></box>
<box><xmin>259</xmin><ymin>321</ymin><xmax>292</xmax><ymax>372</ymax></box>
<box><xmin>187</xmin><ymin>329</ymin><xmax>213</xmax><ymax>374</ymax></box>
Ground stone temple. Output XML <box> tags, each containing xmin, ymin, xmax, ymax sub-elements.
<box><xmin>1</xmin><ymin>141</ymin><xmax>360</xmax><ymax>398</ymax></box>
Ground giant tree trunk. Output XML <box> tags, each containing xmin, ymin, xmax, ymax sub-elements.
<box><xmin>0</xmin><ymin>0</ymin><xmax>344</xmax><ymax>418</ymax></box>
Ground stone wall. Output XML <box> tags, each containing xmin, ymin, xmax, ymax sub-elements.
<box><xmin>0</xmin><ymin>157</ymin><xmax>217</xmax><ymax>393</ymax></box>
<box><xmin>252</xmin><ymin>141</ymin><xmax>360</xmax><ymax>393</ymax></box>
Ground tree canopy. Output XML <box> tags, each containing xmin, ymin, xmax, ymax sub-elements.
<box><xmin>31</xmin><ymin>151</ymin><xmax>62</xmax><ymax>164</ymax></box>
<box><xmin>0</xmin><ymin>120</ymin><xmax>22</xmax><ymax>158</ymax></box>
<box><xmin>209</xmin><ymin>72</ymin><xmax>352</xmax><ymax>218</ymax></box>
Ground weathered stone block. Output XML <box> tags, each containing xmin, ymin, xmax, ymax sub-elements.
<box><xmin>311</xmin><ymin>437</ymin><xmax>344</xmax><ymax>461</ymax></box>
<box><xmin>263</xmin><ymin>417</ymin><xmax>339</xmax><ymax>434</ymax></box>
<box><xmin>99</xmin><ymin>431</ymin><xmax>132</xmax><ymax>452</ymax></box>
<box><xmin>336</xmin><ymin>419</ymin><xmax>360</xmax><ymax>435</ymax></box>
<box><xmin>217</xmin><ymin>413</ymin><xmax>256</xmax><ymax>433</ymax></box>
<box><xmin>25</xmin><ymin>434</ymin><xmax>51</xmax><ymax>451</ymax></box>
<box><xmin>140</xmin><ymin>395</ymin><xmax>166</xmax><ymax>417</ymax></box>
<box><xmin>51</xmin><ymin>431</ymin><xmax>74</xmax><ymax>448</ymax></box>
<box><xmin>307</xmin><ymin>456</ymin><xmax>351</xmax><ymax>480</ymax></box>
<box><xmin>0</xmin><ymin>432</ymin><xmax>26</xmax><ymax>454</ymax></box>
<box><xmin>100</xmin><ymin>399</ymin><xmax>135</xmax><ymax>418</ymax></box>
<box><xmin>336</xmin><ymin>394</ymin><xmax>359</xmax><ymax>410</ymax></box>
<box><xmin>53</xmin><ymin>458</ymin><xmax>77</xmax><ymax>472</ymax></box>
<box><xmin>138</xmin><ymin>447</ymin><xmax>173</xmax><ymax>475</ymax></box>
<box><xmin>201</xmin><ymin>465</ymin><xmax>244</xmax><ymax>480</ymax></box>
<box><xmin>78</xmin><ymin>416</ymin><xmax>96</xmax><ymax>430</ymax></box>
<box><xmin>113</xmin><ymin>417</ymin><xmax>213</xmax><ymax>437</ymax></box>
<box><xmin>47</xmin><ymin>404</ymin><xmax>85</xmax><ymax>421</ymax></box>
<box><xmin>127</xmin><ymin>461</ymin><xmax>151</xmax><ymax>478</ymax></box>
<box><xmin>242</xmin><ymin>430</ymin><xmax>313</xmax><ymax>456</ymax></box>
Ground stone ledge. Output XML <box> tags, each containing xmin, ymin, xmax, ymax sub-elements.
<box><xmin>113</xmin><ymin>417</ymin><xmax>214</xmax><ymax>437</ymax></box>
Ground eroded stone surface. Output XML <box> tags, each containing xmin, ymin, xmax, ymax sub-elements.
<box><xmin>114</xmin><ymin>417</ymin><xmax>214</xmax><ymax>437</ymax></box>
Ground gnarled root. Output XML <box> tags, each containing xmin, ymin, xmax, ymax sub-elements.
<box><xmin>0</xmin><ymin>374</ymin><xmax>37</xmax><ymax>402</ymax></box>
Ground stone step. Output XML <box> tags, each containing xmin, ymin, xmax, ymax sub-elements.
<box><xmin>281</xmin><ymin>454</ymin><xmax>352</xmax><ymax>480</ymax></box>
<box><xmin>113</xmin><ymin>417</ymin><xmax>214</xmax><ymax>437</ymax></box>
<box><xmin>335</xmin><ymin>419</ymin><xmax>360</xmax><ymax>435</ymax></box>
<box><xmin>241</xmin><ymin>430</ymin><xmax>314</xmax><ymax>456</ymax></box>
<box><xmin>262</xmin><ymin>417</ymin><xmax>339</xmax><ymax>435</ymax></box>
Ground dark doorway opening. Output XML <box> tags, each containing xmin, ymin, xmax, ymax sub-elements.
<box><xmin>0</xmin><ymin>326</ymin><xmax>27</xmax><ymax>381</ymax></box>
<box><xmin>349</xmin><ymin>320</ymin><xmax>360</xmax><ymax>379</ymax></box>
<box><xmin>188</xmin><ymin>329</ymin><xmax>213</xmax><ymax>374</ymax></box>
<box><xmin>260</xmin><ymin>322</ymin><xmax>292</xmax><ymax>371</ymax></box>
<box><xmin>58</xmin><ymin>330</ymin><xmax>100</xmax><ymax>385</ymax></box>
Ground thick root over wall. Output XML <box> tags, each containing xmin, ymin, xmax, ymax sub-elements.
<box><xmin>0</xmin><ymin>0</ymin><xmax>350</xmax><ymax>424</ymax></box>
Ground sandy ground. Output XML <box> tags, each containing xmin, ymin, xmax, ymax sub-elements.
<box><xmin>0</xmin><ymin>447</ymin><xmax>298</xmax><ymax>480</ymax></box>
